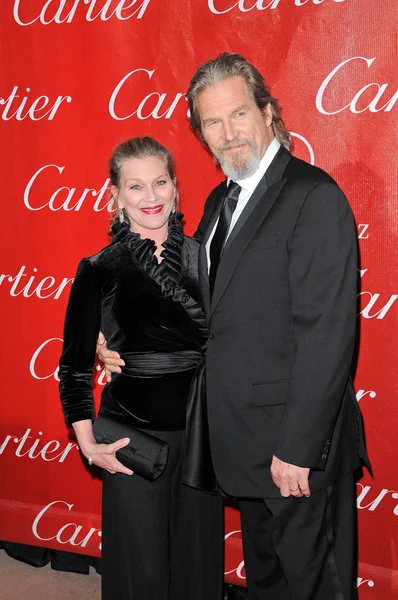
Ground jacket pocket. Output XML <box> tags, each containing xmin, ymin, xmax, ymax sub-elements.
<box><xmin>245</xmin><ymin>236</ymin><xmax>278</xmax><ymax>253</ymax></box>
<box><xmin>252</xmin><ymin>378</ymin><xmax>289</xmax><ymax>406</ymax></box>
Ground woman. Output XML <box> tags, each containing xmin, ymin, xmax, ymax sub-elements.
<box><xmin>58</xmin><ymin>136</ymin><xmax>223</xmax><ymax>600</ymax></box>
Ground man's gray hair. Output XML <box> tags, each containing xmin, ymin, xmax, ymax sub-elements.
<box><xmin>187</xmin><ymin>53</ymin><xmax>291</xmax><ymax>148</ymax></box>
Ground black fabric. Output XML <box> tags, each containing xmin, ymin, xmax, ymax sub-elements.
<box><xmin>59</xmin><ymin>212</ymin><xmax>207</xmax><ymax>431</ymax></box>
<box><xmin>194</xmin><ymin>145</ymin><xmax>369</xmax><ymax>498</ymax></box>
<box><xmin>0</xmin><ymin>541</ymin><xmax>50</xmax><ymax>568</ymax></box>
<box><xmin>209</xmin><ymin>181</ymin><xmax>241</xmax><ymax>295</ymax></box>
<box><xmin>0</xmin><ymin>543</ymin><xmax>101</xmax><ymax>574</ymax></box>
<box><xmin>227</xmin><ymin>586</ymin><xmax>250</xmax><ymax>599</ymax></box>
<box><xmin>93</xmin><ymin>414</ymin><xmax>169</xmax><ymax>480</ymax></box>
<box><xmin>101</xmin><ymin>429</ymin><xmax>224</xmax><ymax>600</ymax></box>
<box><xmin>238</xmin><ymin>472</ymin><xmax>357</xmax><ymax>600</ymax></box>
<box><xmin>58</xmin><ymin>212</ymin><xmax>223</xmax><ymax>599</ymax></box>
<box><xmin>182</xmin><ymin>358</ymin><xmax>219</xmax><ymax>493</ymax></box>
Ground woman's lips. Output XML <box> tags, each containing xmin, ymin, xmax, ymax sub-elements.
<box><xmin>140</xmin><ymin>205</ymin><xmax>163</xmax><ymax>215</ymax></box>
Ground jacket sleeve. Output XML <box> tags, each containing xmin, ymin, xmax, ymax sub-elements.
<box><xmin>273</xmin><ymin>182</ymin><xmax>357</xmax><ymax>470</ymax></box>
<box><xmin>194</xmin><ymin>185</ymin><xmax>222</xmax><ymax>242</ymax></box>
<box><xmin>58</xmin><ymin>258</ymin><xmax>101</xmax><ymax>427</ymax></box>
<box><xmin>194</xmin><ymin>212</ymin><xmax>208</xmax><ymax>243</ymax></box>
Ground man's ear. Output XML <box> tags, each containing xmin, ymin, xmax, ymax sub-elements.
<box><xmin>263</xmin><ymin>103</ymin><xmax>273</xmax><ymax>127</ymax></box>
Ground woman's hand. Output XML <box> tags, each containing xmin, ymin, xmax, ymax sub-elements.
<box><xmin>87</xmin><ymin>437</ymin><xmax>134</xmax><ymax>475</ymax></box>
<box><xmin>96</xmin><ymin>331</ymin><xmax>125</xmax><ymax>382</ymax></box>
<box><xmin>73</xmin><ymin>420</ymin><xmax>133</xmax><ymax>475</ymax></box>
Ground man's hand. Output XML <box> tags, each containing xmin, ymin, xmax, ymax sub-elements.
<box><xmin>96</xmin><ymin>331</ymin><xmax>125</xmax><ymax>382</ymax></box>
<box><xmin>271</xmin><ymin>455</ymin><xmax>311</xmax><ymax>498</ymax></box>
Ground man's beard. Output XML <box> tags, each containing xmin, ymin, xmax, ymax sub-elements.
<box><xmin>213</xmin><ymin>138</ymin><xmax>261</xmax><ymax>180</ymax></box>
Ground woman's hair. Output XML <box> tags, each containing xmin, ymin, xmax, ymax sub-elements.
<box><xmin>109</xmin><ymin>136</ymin><xmax>176</xmax><ymax>231</ymax></box>
<box><xmin>109</xmin><ymin>136</ymin><xmax>176</xmax><ymax>187</ymax></box>
<box><xmin>187</xmin><ymin>52</ymin><xmax>291</xmax><ymax>148</ymax></box>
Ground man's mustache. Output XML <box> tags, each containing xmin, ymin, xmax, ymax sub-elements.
<box><xmin>216</xmin><ymin>139</ymin><xmax>251</xmax><ymax>153</ymax></box>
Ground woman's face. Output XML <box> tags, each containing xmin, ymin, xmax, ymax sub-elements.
<box><xmin>112</xmin><ymin>155</ymin><xmax>176</xmax><ymax>235</ymax></box>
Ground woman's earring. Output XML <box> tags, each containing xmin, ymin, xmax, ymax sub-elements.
<box><xmin>118</xmin><ymin>207</ymin><xmax>125</xmax><ymax>223</ymax></box>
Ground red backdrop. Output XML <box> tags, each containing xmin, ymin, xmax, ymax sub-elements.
<box><xmin>0</xmin><ymin>0</ymin><xmax>397</xmax><ymax>596</ymax></box>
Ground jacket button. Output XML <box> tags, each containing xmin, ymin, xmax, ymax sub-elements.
<box><xmin>208</xmin><ymin>332</ymin><xmax>215</xmax><ymax>340</ymax></box>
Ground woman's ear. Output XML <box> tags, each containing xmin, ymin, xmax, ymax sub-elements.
<box><xmin>111</xmin><ymin>185</ymin><xmax>121</xmax><ymax>207</ymax></box>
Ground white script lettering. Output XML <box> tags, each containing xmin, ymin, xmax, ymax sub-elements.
<box><xmin>109</xmin><ymin>69</ymin><xmax>187</xmax><ymax>121</ymax></box>
<box><xmin>29</xmin><ymin>337</ymin><xmax>107</xmax><ymax>386</ymax></box>
<box><xmin>32</xmin><ymin>500</ymin><xmax>102</xmax><ymax>549</ymax></box>
<box><xmin>208</xmin><ymin>0</ymin><xmax>345</xmax><ymax>15</ymax></box>
<box><xmin>0</xmin><ymin>87</ymin><xmax>71</xmax><ymax>121</ymax></box>
<box><xmin>357</xmin><ymin>224</ymin><xmax>370</xmax><ymax>239</ymax></box>
<box><xmin>24</xmin><ymin>164</ymin><xmax>113</xmax><ymax>212</ymax></box>
<box><xmin>357</xmin><ymin>578</ymin><xmax>375</xmax><ymax>588</ymax></box>
<box><xmin>357</xmin><ymin>483</ymin><xmax>398</xmax><ymax>515</ymax></box>
<box><xmin>0</xmin><ymin>266</ymin><xmax>73</xmax><ymax>300</ymax></box>
<box><xmin>316</xmin><ymin>57</ymin><xmax>397</xmax><ymax>115</ymax></box>
<box><xmin>356</xmin><ymin>389</ymin><xmax>376</xmax><ymax>402</ymax></box>
<box><xmin>359</xmin><ymin>269</ymin><xmax>398</xmax><ymax>319</ymax></box>
<box><xmin>13</xmin><ymin>0</ymin><xmax>150</xmax><ymax>25</ymax></box>
<box><xmin>0</xmin><ymin>429</ymin><xmax>78</xmax><ymax>463</ymax></box>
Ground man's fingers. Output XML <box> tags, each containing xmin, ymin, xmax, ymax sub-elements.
<box><xmin>271</xmin><ymin>456</ymin><xmax>311</xmax><ymax>497</ymax></box>
<box><xmin>271</xmin><ymin>473</ymin><xmax>280</xmax><ymax>488</ymax></box>
<box><xmin>289</xmin><ymin>484</ymin><xmax>303</xmax><ymax>498</ymax></box>
<box><xmin>279</xmin><ymin>480</ymin><xmax>291</xmax><ymax>498</ymax></box>
<box><xmin>102</xmin><ymin>353</ymin><xmax>125</xmax><ymax>364</ymax></box>
<box><xmin>298</xmin><ymin>476</ymin><xmax>311</xmax><ymax>497</ymax></box>
<box><xmin>97</xmin><ymin>331</ymin><xmax>106</xmax><ymax>347</ymax></box>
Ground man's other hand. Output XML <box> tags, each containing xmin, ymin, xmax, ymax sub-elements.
<box><xmin>271</xmin><ymin>455</ymin><xmax>311</xmax><ymax>498</ymax></box>
<box><xmin>96</xmin><ymin>331</ymin><xmax>125</xmax><ymax>382</ymax></box>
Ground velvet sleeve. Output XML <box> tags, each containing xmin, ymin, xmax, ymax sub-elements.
<box><xmin>58</xmin><ymin>258</ymin><xmax>101</xmax><ymax>427</ymax></box>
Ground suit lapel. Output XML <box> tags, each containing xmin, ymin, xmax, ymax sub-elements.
<box><xmin>209</xmin><ymin>146</ymin><xmax>291</xmax><ymax>318</ymax></box>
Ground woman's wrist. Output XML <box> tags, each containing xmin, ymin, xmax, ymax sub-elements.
<box><xmin>79</xmin><ymin>440</ymin><xmax>97</xmax><ymax>458</ymax></box>
<box><xmin>87</xmin><ymin>442</ymin><xmax>97</xmax><ymax>465</ymax></box>
<box><xmin>71</xmin><ymin>420</ymin><xmax>97</xmax><ymax>458</ymax></box>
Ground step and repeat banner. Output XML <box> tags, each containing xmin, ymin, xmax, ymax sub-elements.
<box><xmin>0</xmin><ymin>0</ymin><xmax>397</xmax><ymax>596</ymax></box>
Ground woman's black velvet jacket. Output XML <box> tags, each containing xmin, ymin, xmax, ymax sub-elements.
<box><xmin>58</xmin><ymin>213</ymin><xmax>207</xmax><ymax>431</ymax></box>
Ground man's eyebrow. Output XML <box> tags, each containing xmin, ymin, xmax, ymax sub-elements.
<box><xmin>201</xmin><ymin>104</ymin><xmax>251</xmax><ymax>125</ymax></box>
<box><xmin>231</xmin><ymin>104</ymin><xmax>250</xmax><ymax>115</ymax></box>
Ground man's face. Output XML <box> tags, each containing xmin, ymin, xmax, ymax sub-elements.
<box><xmin>197</xmin><ymin>76</ymin><xmax>274</xmax><ymax>180</ymax></box>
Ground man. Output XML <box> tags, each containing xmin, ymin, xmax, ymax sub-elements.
<box><xmin>99</xmin><ymin>53</ymin><xmax>369</xmax><ymax>599</ymax></box>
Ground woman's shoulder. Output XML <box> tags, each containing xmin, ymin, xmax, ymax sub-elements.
<box><xmin>85</xmin><ymin>236</ymin><xmax>126</xmax><ymax>266</ymax></box>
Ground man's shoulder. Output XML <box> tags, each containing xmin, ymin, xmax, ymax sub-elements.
<box><xmin>183</xmin><ymin>235</ymin><xmax>200</xmax><ymax>251</ymax></box>
<box><xmin>286</xmin><ymin>154</ymin><xmax>337</xmax><ymax>188</ymax></box>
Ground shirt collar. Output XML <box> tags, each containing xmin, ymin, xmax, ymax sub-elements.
<box><xmin>228</xmin><ymin>138</ymin><xmax>281</xmax><ymax>195</ymax></box>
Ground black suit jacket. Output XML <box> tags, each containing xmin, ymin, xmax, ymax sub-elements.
<box><xmin>195</xmin><ymin>145</ymin><xmax>369</xmax><ymax>498</ymax></box>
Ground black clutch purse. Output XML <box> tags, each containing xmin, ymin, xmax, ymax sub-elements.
<box><xmin>92</xmin><ymin>415</ymin><xmax>169</xmax><ymax>481</ymax></box>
